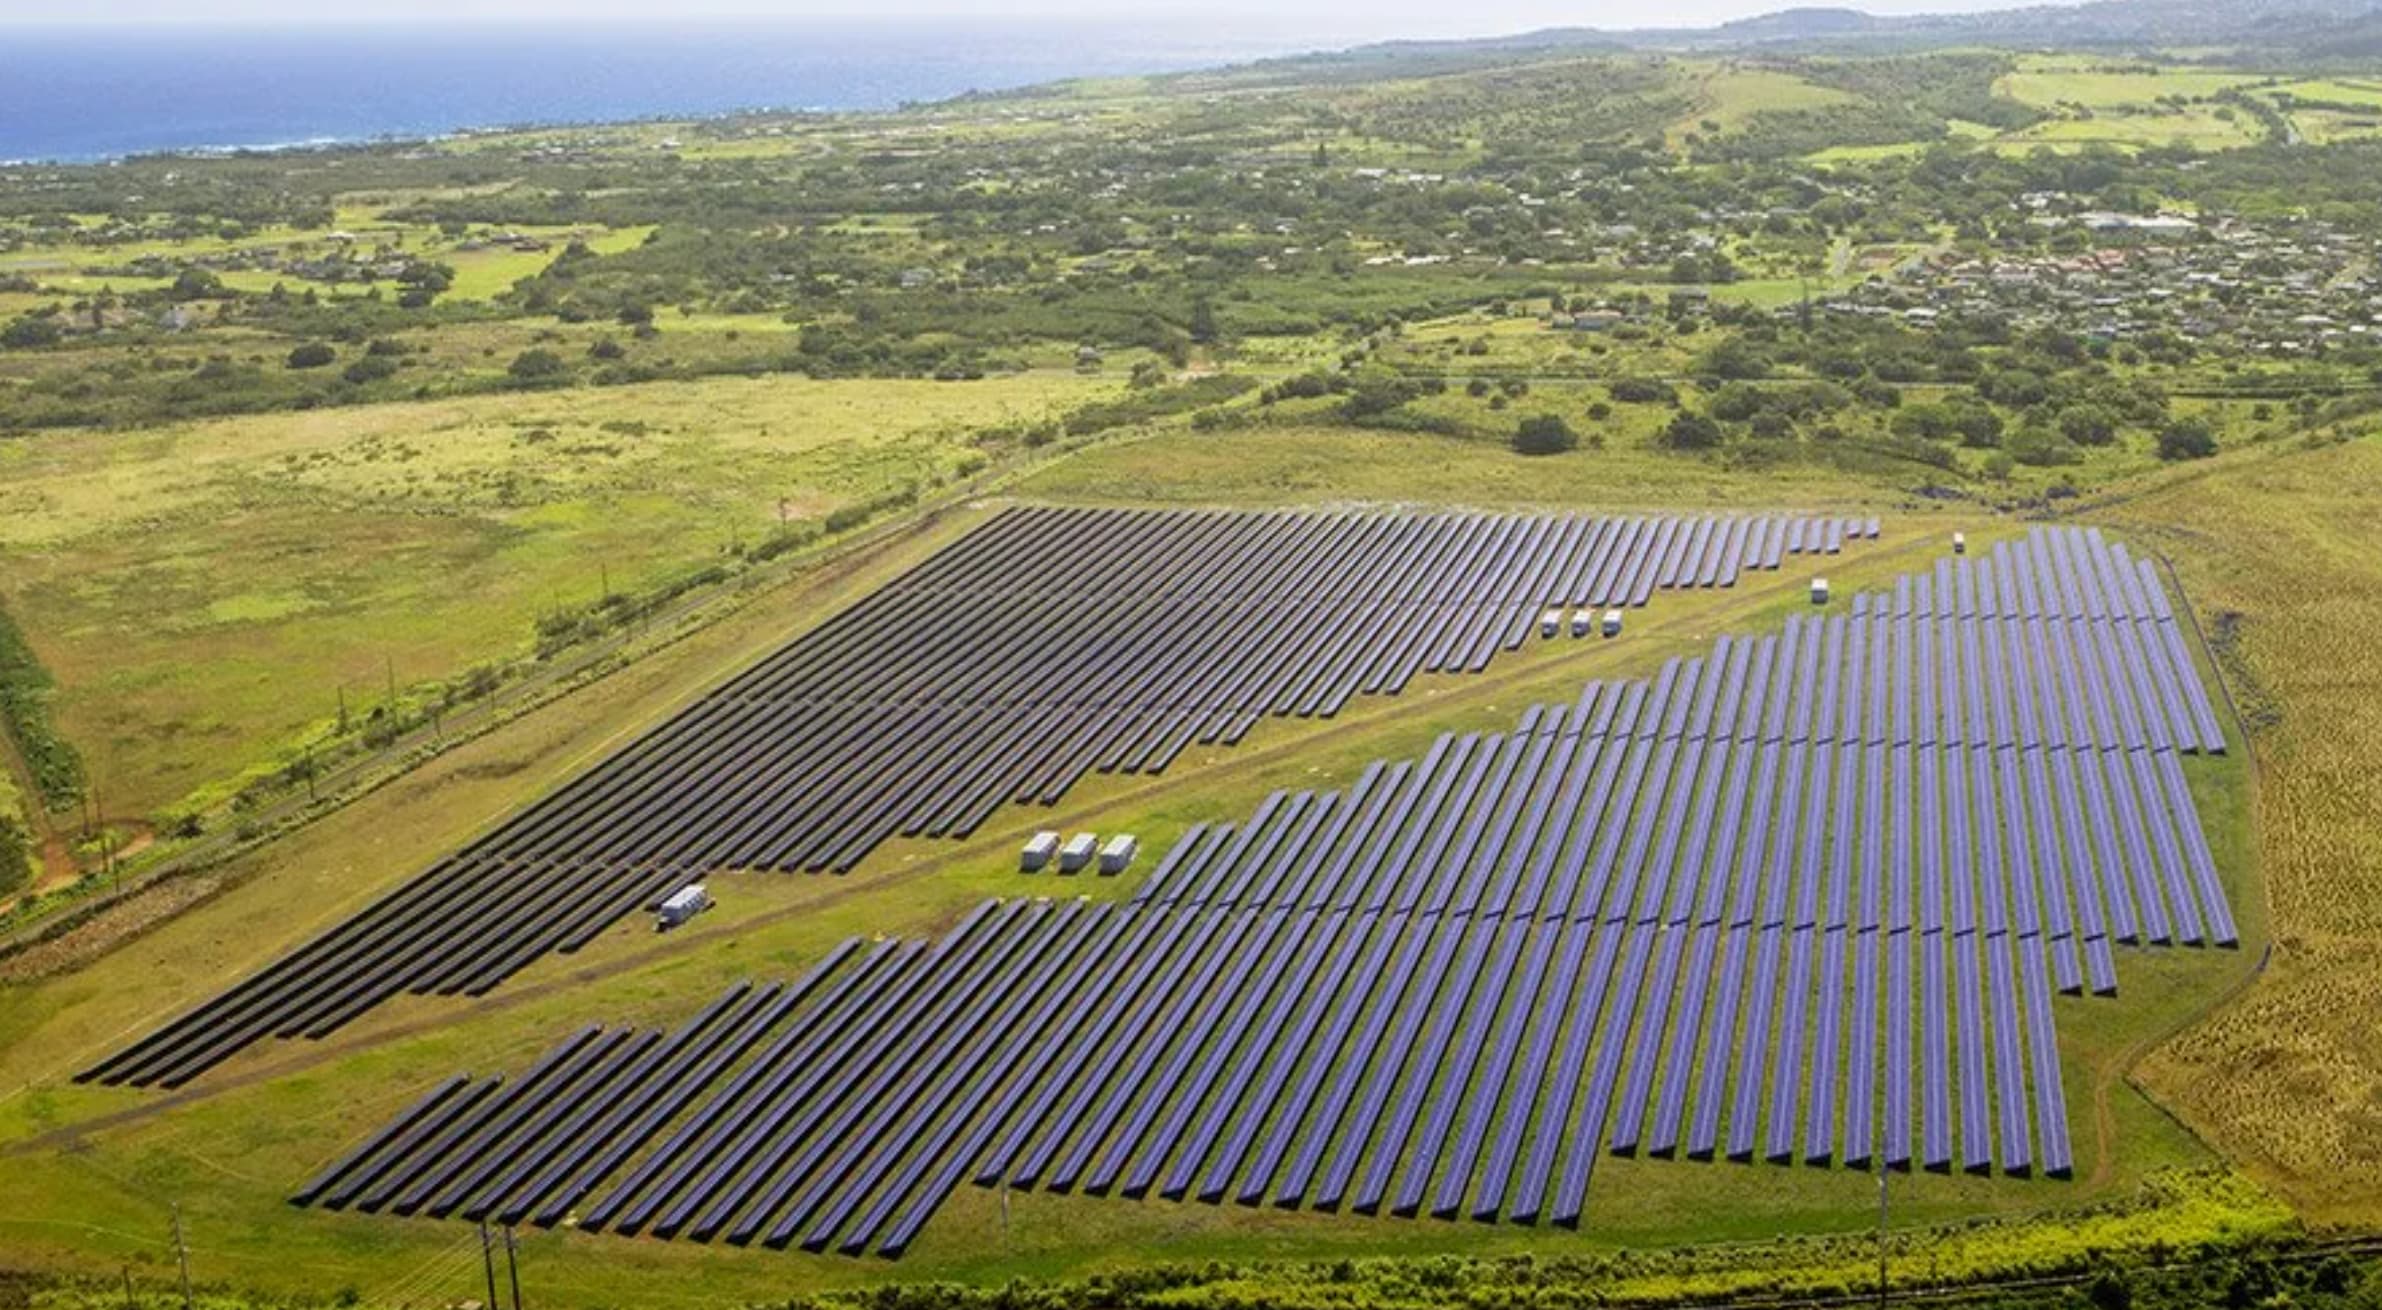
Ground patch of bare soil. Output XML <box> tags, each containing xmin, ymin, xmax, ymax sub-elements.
<box><xmin>0</xmin><ymin>875</ymin><xmax>218</xmax><ymax>983</ymax></box>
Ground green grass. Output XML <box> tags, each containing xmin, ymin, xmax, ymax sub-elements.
<box><xmin>1996</xmin><ymin>62</ymin><xmax>2268</xmax><ymax>110</ymax></box>
<box><xmin>0</xmin><ymin>222</ymin><xmax>652</xmax><ymax>304</ymax></box>
<box><xmin>1670</xmin><ymin>67</ymin><xmax>1860</xmax><ymax>147</ymax></box>
<box><xmin>0</xmin><ymin>370</ymin><xmax>1119</xmax><ymax>819</ymax></box>
<box><xmin>0</xmin><ymin>513</ymin><xmax>2268</xmax><ymax>1302</ymax></box>
<box><xmin>2005</xmin><ymin>111</ymin><xmax>2263</xmax><ymax>151</ymax></box>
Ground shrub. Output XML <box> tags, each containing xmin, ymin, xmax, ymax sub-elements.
<box><xmin>341</xmin><ymin>355</ymin><xmax>398</xmax><ymax>385</ymax></box>
<box><xmin>1609</xmin><ymin>377</ymin><xmax>1678</xmax><ymax>405</ymax></box>
<box><xmin>507</xmin><ymin>349</ymin><xmax>569</xmax><ymax>384</ymax></box>
<box><xmin>1662</xmin><ymin>412</ymin><xmax>1725</xmax><ymax>451</ymax></box>
<box><xmin>285</xmin><ymin>342</ymin><xmax>337</xmax><ymax>370</ymax></box>
<box><xmin>1513</xmin><ymin>414</ymin><xmax>1578</xmax><ymax>456</ymax></box>
<box><xmin>1</xmin><ymin>315</ymin><xmax>63</xmax><ymax>349</ymax></box>
<box><xmin>2158</xmin><ymin>417</ymin><xmax>2219</xmax><ymax>461</ymax></box>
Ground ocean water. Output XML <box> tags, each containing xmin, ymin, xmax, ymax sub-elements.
<box><xmin>0</xmin><ymin>20</ymin><xmax>1335</xmax><ymax>163</ymax></box>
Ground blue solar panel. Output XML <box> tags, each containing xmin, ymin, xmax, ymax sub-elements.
<box><xmin>291</xmin><ymin>520</ymin><xmax>2257</xmax><ymax>1260</ymax></box>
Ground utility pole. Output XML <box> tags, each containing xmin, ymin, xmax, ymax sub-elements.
<box><xmin>478</xmin><ymin>1222</ymin><xmax>499</xmax><ymax>1310</ymax></box>
<box><xmin>503</xmin><ymin>1226</ymin><xmax>523</xmax><ymax>1310</ymax></box>
<box><xmin>171</xmin><ymin>1203</ymin><xmax>192</xmax><ymax>1310</ymax></box>
<box><xmin>1876</xmin><ymin>1156</ymin><xmax>1891</xmax><ymax>1310</ymax></box>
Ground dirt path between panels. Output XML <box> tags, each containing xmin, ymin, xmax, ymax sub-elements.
<box><xmin>7</xmin><ymin>527</ymin><xmax>1954</xmax><ymax>1158</ymax></box>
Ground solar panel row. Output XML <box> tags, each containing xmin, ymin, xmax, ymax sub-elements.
<box><xmin>293</xmin><ymin>526</ymin><xmax>2238</xmax><ymax>1259</ymax></box>
<box><xmin>90</xmin><ymin>507</ymin><xmax>1866</xmax><ymax>1091</ymax></box>
<box><xmin>287</xmin><ymin>956</ymin><xmax>847</xmax><ymax>1224</ymax></box>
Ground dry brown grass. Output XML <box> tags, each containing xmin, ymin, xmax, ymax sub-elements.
<box><xmin>2094</xmin><ymin>434</ymin><xmax>2382</xmax><ymax>1224</ymax></box>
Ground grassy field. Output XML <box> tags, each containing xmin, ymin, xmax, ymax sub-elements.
<box><xmin>2000</xmin><ymin>112</ymin><xmax>2258</xmax><ymax>153</ymax></box>
<box><xmin>0</xmin><ymin>220</ymin><xmax>652</xmax><ymax>304</ymax></box>
<box><xmin>2260</xmin><ymin>81</ymin><xmax>2382</xmax><ymax>143</ymax></box>
<box><xmin>0</xmin><ymin>370</ymin><xmax>1120</xmax><ymax>819</ymax></box>
<box><xmin>1022</xmin><ymin>422</ymin><xmax>1899</xmax><ymax>509</ymax></box>
<box><xmin>1996</xmin><ymin>60</ymin><xmax>2268</xmax><ymax>110</ymax></box>
<box><xmin>2004</xmin><ymin>110</ymin><xmax>2264</xmax><ymax>151</ymax></box>
<box><xmin>2093</xmin><ymin>433</ymin><xmax>2382</xmax><ymax>1226</ymax></box>
<box><xmin>1670</xmin><ymin>65</ymin><xmax>1859</xmax><ymax>147</ymax></box>
<box><xmin>0</xmin><ymin>412</ymin><xmax>2280</xmax><ymax>1307</ymax></box>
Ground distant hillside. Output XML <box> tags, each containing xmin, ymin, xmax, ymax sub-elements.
<box><xmin>1296</xmin><ymin>0</ymin><xmax>2382</xmax><ymax>62</ymax></box>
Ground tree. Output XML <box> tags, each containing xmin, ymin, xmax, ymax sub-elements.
<box><xmin>1340</xmin><ymin>365</ymin><xmax>1423</xmax><ymax>419</ymax></box>
<box><xmin>1692</xmin><ymin>336</ymin><xmax>1771</xmax><ymax>381</ymax></box>
<box><xmin>169</xmin><ymin>267</ymin><xmax>224</xmax><ymax>301</ymax></box>
<box><xmin>2059</xmin><ymin>404</ymin><xmax>2120</xmax><ymax>447</ymax></box>
<box><xmin>1707</xmin><ymin>382</ymin><xmax>1767</xmax><ymax>423</ymax></box>
<box><xmin>1661</xmin><ymin>412</ymin><xmax>1725</xmax><ymax>451</ymax></box>
<box><xmin>508</xmin><ymin>349</ymin><xmax>568</xmax><ymax>384</ymax></box>
<box><xmin>285</xmin><ymin>342</ymin><xmax>336</xmax><ymax>370</ymax></box>
<box><xmin>1513</xmin><ymin>414</ymin><xmax>1577</xmax><ymax>456</ymax></box>
<box><xmin>2157</xmin><ymin>416</ymin><xmax>2218</xmax><ymax>461</ymax></box>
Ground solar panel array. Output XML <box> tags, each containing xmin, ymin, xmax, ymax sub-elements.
<box><xmin>294</xmin><ymin>526</ymin><xmax>2238</xmax><ymax>1260</ymax></box>
<box><xmin>89</xmin><ymin>507</ymin><xmax>1872</xmax><ymax>1090</ymax></box>
<box><xmin>288</xmin><ymin>950</ymin><xmax>852</xmax><ymax>1224</ymax></box>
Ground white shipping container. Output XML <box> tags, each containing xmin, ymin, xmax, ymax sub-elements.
<box><xmin>1601</xmin><ymin>608</ymin><xmax>1624</xmax><ymax>637</ymax></box>
<box><xmin>1539</xmin><ymin>608</ymin><xmax>1564</xmax><ymax>637</ymax></box>
<box><xmin>1059</xmin><ymin>832</ymin><xmax>1099</xmax><ymax>873</ymax></box>
<box><xmin>1021</xmin><ymin>830</ymin><xmax>1061</xmax><ymax>872</ymax></box>
<box><xmin>1570</xmin><ymin>609</ymin><xmax>1594</xmax><ymax>637</ymax></box>
<box><xmin>1099</xmin><ymin>833</ymin><xmax>1138</xmax><ymax>874</ymax></box>
<box><xmin>657</xmin><ymin>883</ymin><xmax>711</xmax><ymax>930</ymax></box>
<box><xmin>1811</xmin><ymin>577</ymin><xmax>1831</xmax><ymax>605</ymax></box>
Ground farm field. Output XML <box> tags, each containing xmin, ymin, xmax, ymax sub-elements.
<box><xmin>2003</xmin><ymin>109</ymin><xmax>2264</xmax><ymax>152</ymax></box>
<box><xmin>1995</xmin><ymin>62</ymin><xmax>2268</xmax><ymax>110</ymax></box>
<box><xmin>0</xmin><ymin>370</ymin><xmax>1118</xmax><ymax>819</ymax></box>
<box><xmin>0</xmin><ymin>221</ymin><xmax>653</xmax><ymax>304</ymax></box>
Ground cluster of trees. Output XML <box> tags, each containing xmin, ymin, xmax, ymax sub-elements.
<box><xmin>0</xmin><ymin>604</ymin><xmax>82</xmax><ymax>811</ymax></box>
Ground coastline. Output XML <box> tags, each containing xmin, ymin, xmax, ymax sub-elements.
<box><xmin>0</xmin><ymin>18</ymin><xmax>1335</xmax><ymax>165</ymax></box>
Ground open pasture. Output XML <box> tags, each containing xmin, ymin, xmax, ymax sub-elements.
<box><xmin>1669</xmin><ymin>66</ymin><xmax>1859</xmax><ymax>147</ymax></box>
<box><xmin>0</xmin><ymin>218</ymin><xmax>650</xmax><ymax>303</ymax></box>
<box><xmin>1995</xmin><ymin>61</ymin><xmax>2268</xmax><ymax>110</ymax></box>
<box><xmin>0</xmin><ymin>370</ymin><xmax>1111</xmax><ymax>818</ymax></box>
